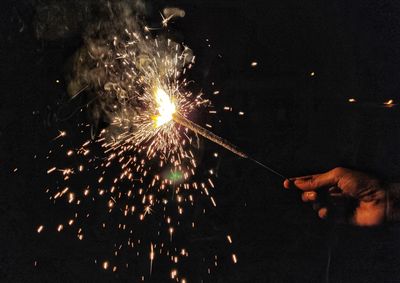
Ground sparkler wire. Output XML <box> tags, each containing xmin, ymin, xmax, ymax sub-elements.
<box><xmin>172</xmin><ymin>113</ymin><xmax>288</xmax><ymax>180</ymax></box>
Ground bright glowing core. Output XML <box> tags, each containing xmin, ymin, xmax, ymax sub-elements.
<box><xmin>154</xmin><ymin>88</ymin><xmax>176</xmax><ymax>127</ymax></box>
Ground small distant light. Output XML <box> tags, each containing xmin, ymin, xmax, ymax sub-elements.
<box><xmin>310</xmin><ymin>72</ymin><xmax>315</xmax><ymax>77</ymax></box>
<box><xmin>348</xmin><ymin>98</ymin><xmax>356</xmax><ymax>103</ymax></box>
<box><xmin>251</xmin><ymin>61</ymin><xmax>258</xmax><ymax>67</ymax></box>
<box><xmin>103</xmin><ymin>261</ymin><xmax>109</xmax><ymax>270</ymax></box>
<box><xmin>384</xmin><ymin>99</ymin><xmax>394</xmax><ymax>105</ymax></box>
<box><xmin>238</xmin><ymin>111</ymin><xmax>244</xmax><ymax>115</ymax></box>
<box><xmin>56</xmin><ymin>80</ymin><xmax>60</xmax><ymax>84</ymax></box>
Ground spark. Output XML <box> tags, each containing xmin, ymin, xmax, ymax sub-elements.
<box><xmin>169</xmin><ymin>227</ymin><xmax>174</xmax><ymax>242</ymax></box>
<box><xmin>171</xmin><ymin>269</ymin><xmax>178</xmax><ymax>279</ymax></box>
<box><xmin>47</xmin><ymin>167</ymin><xmax>56</xmax><ymax>174</ymax></box>
<box><xmin>161</xmin><ymin>12</ymin><xmax>175</xmax><ymax>27</ymax></box>
<box><xmin>232</xmin><ymin>253</ymin><xmax>238</xmax><ymax>264</ymax></box>
<box><xmin>150</xmin><ymin>242</ymin><xmax>155</xmax><ymax>275</ymax></box>
<box><xmin>144</xmin><ymin>205</ymin><xmax>153</xmax><ymax>216</ymax></box>
<box><xmin>53</xmin><ymin>130</ymin><xmax>66</xmax><ymax>141</ymax></box>
<box><xmin>37</xmin><ymin>225</ymin><xmax>44</xmax><ymax>233</ymax></box>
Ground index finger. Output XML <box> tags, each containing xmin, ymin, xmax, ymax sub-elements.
<box><xmin>286</xmin><ymin>168</ymin><xmax>345</xmax><ymax>191</ymax></box>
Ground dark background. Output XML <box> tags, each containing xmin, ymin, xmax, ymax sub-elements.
<box><xmin>2</xmin><ymin>0</ymin><xmax>400</xmax><ymax>282</ymax></box>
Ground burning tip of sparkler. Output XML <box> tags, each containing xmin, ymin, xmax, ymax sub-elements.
<box><xmin>152</xmin><ymin>87</ymin><xmax>176</xmax><ymax>127</ymax></box>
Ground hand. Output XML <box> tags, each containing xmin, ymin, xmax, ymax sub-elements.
<box><xmin>283</xmin><ymin>167</ymin><xmax>387</xmax><ymax>226</ymax></box>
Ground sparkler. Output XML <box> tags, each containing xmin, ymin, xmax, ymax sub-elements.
<box><xmin>43</xmin><ymin>5</ymin><xmax>277</xmax><ymax>280</ymax></box>
<box><xmin>44</xmin><ymin>30</ymin><xmax>234</xmax><ymax>280</ymax></box>
<box><xmin>150</xmin><ymin>86</ymin><xmax>287</xmax><ymax>179</ymax></box>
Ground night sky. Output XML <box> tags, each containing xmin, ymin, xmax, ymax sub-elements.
<box><xmin>3</xmin><ymin>0</ymin><xmax>400</xmax><ymax>282</ymax></box>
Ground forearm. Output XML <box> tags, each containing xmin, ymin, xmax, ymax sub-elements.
<box><xmin>386</xmin><ymin>183</ymin><xmax>400</xmax><ymax>223</ymax></box>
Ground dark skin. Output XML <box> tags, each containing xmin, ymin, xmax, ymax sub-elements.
<box><xmin>283</xmin><ymin>167</ymin><xmax>390</xmax><ymax>226</ymax></box>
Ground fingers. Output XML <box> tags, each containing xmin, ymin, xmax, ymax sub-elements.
<box><xmin>302</xmin><ymin>191</ymin><xmax>317</xmax><ymax>202</ymax></box>
<box><xmin>300</xmin><ymin>191</ymin><xmax>327</xmax><ymax>218</ymax></box>
<box><xmin>301</xmin><ymin>192</ymin><xmax>329</xmax><ymax>219</ymax></box>
<box><xmin>287</xmin><ymin>167</ymin><xmax>347</xmax><ymax>191</ymax></box>
<box><xmin>282</xmin><ymin>168</ymin><xmax>356</xmax><ymax>222</ymax></box>
<box><xmin>283</xmin><ymin>179</ymin><xmax>291</xmax><ymax>189</ymax></box>
<box><xmin>293</xmin><ymin>173</ymin><xmax>335</xmax><ymax>191</ymax></box>
<box><xmin>318</xmin><ymin>207</ymin><xmax>328</xmax><ymax>219</ymax></box>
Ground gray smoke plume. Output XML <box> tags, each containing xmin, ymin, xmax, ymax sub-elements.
<box><xmin>34</xmin><ymin>0</ymin><xmax>191</xmax><ymax>137</ymax></box>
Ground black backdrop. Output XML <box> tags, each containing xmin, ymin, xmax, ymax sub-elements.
<box><xmin>2</xmin><ymin>0</ymin><xmax>400</xmax><ymax>282</ymax></box>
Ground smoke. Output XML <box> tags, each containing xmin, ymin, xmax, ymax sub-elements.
<box><xmin>66</xmin><ymin>0</ymin><xmax>149</xmax><ymax>133</ymax></box>
<box><xmin>163</xmin><ymin>7</ymin><xmax>185</xmax><ymax>19</ymax></box>
<box><xmin>34</xmin><ymin>0</ymin><xmax>192</xmax><ymax>137</ymax></box>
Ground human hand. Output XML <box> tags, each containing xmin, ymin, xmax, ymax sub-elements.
<box><xmin>283</xmin><ymin>167</ymin><xmax>388</xmax><ymax>226</ymax></box>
